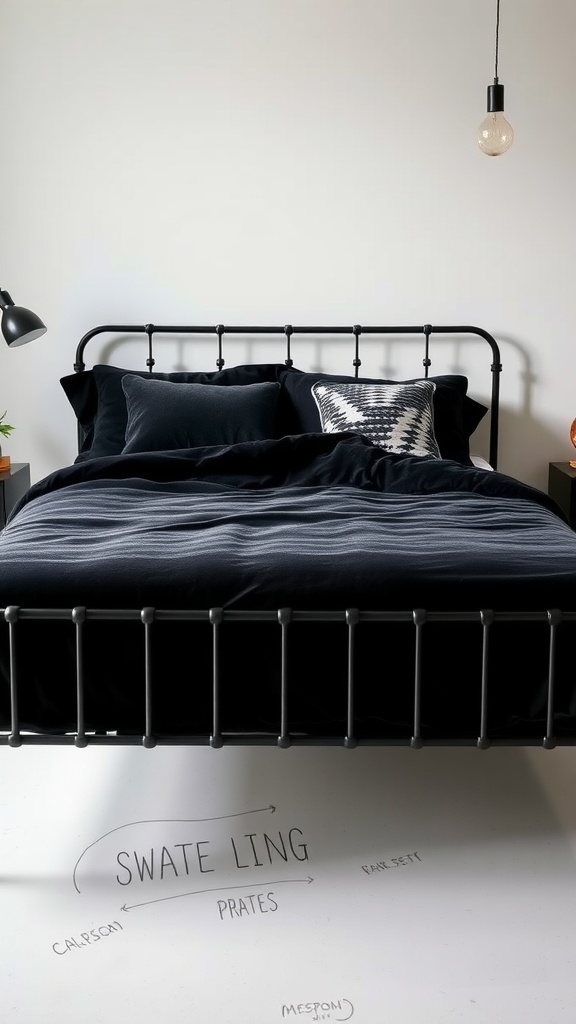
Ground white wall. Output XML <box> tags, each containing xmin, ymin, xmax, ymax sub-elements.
<box><xmin>1</xmin><ymin>0</ymin><xmax>575</xmax><ymax>489</ymax></box>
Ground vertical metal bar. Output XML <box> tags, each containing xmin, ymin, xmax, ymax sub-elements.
<box><xmin>477</xmin><ymin>609</ymin><xmax>494</xmax><ymax>749</ymax></box>
<box><xmin>422</xmin><ymin>324</ymin><xmax>432</xmax><ymax>377</ymax></box>
<box><xmin>215</xmin><ymin>325</ymin><xmax>225</xmax><ymax>370</ymax></box>
<box><xmin>489</xmin><ymin>360</ymin><xmax>502</xmax><ymax>470</ymax></box>
<box><xmin>144</xmin><ymin>324</ymin><xmax>155</xmax><ymax>371</ymax></box>
<box><xmin>5</xmin><ymin>606</ymin><xmax>21</xmax><ymax>747</ymax></box>
<box><xmin>411</xmin><ymin>609</ymin><xmax>426</xmax><ymax>748</ymax></box>
<box><xmin>72</xmin><ymin>607</ymin><xmax>87</xmax><ymax>748</ymax></box>
<box><xmin>345</xmin><ymin>609</ymin><xmax>359</xmax><ymax>748</ymax></box>
<box><xmin>278</xmin><ymin>608</ymin><xmax>292</xmax><ymax>748</ymax></box>
<box><xmin>141</xmin><ymin>607</ymin><xmax>156</xmax><ymax>748</ymax></box>
<box><xmin>544</xmin><ymin>609</ymin><xmax>562</xmax><ymax>749</ymax></box>
<box><xmin>209</xmin><ymin>608</ymin><xmax>223</xmax><ymax>747</ymax></box>
<box><xmin>284</xmin><ymin>324</ymin><xmax>293</xmax><ymax>367</ymax></box>
<box><xmin>352</xmin><ymin>325</ymin><xmax>362</xmax><ymax>377</ymax></box>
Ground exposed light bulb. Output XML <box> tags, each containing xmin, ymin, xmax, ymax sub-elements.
<box><xmin>478</xmin><ymin>110</ymin><xmax>514</xmax><ymax>156</ymax></box>
<box><xmin>478</xmin><ymin>79</ymin><xmax>513</xmax><ymax>157</ymax></box>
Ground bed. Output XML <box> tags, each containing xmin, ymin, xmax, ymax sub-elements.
<box><xmin>1</xmin><ymin>321</ymin><xmax>575</xmax><ymax>750</ymax></box>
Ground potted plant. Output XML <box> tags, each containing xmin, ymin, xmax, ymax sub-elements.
<box><xmin>0</xmin><ymin>411</ymin><xmax>15</xmax><ymax>470</ymax></box>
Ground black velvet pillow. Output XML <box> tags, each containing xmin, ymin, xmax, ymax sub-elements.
<box><xmin>279</xmin><ymin>368</ymin><xmax>487</xmax><ymax>466</ymax></box>
<box><xmin>61</xmin><ymin>363</ymin><xmax>289</xmax><ymax>461</ymax></box>
<box><xmin>121</xmin><ymin>375</ymin><xmax>281</xmax><ymax>454</ymax></box>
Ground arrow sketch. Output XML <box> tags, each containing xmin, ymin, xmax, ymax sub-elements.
<box><xmin>120</xmin><ymin>876</ymin><xmax>314</xmax><ymax>912</ymax></box>
<box><xmin>73</xmin><ymin>804</ymin><xmax>276</xmax><ymax>893</ymax></box>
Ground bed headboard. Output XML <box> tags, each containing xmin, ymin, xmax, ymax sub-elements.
<box><xmin>73</xmin><ymin>322</ymin><xmax>502</xmax><ymax>470</ymax></box>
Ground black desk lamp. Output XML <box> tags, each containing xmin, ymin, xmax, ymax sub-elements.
<box><xmin>1</xmin><ymin>288</ymin><xmax>47</xmax><ymax>347</ymax></box>
<box><xmin>1</xmin><ymin>287</ymin><xmax>46</xmax><ymax>469</ymax></box>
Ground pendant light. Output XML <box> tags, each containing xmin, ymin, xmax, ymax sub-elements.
<box><xmin>478</xmin><ymin>0</ymin><xmax>514</xmax><ymax>156</ymax></box>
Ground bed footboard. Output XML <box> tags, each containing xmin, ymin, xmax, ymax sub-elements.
<box><xmin>2</xmin><ymin>605</ymin><xmax>575</xmax><ymax>750</ymax></box>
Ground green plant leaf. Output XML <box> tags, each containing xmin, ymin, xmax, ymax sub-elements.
<box><xmin>0</xmin><ymin>411</ymin><xmax>15</xmax><ymax>437</ymax></box>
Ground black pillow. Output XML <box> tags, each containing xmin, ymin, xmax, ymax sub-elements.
<box><xmin>121</xmin><ymin>375</ymin><xmax>281</xmax><ymax>454</ymax></box>
<box><xmin>279</xmin><ymin>367</ymin><xmax>487</xmax><ymax>466</ymax></box>
<box><xmin>462</xmin><ymin>394</ymin><xmax>489</xmax><ymax>440</ymax></box>
<box><xmin>61</xmin><ymin>363</ymin><xmax>290</xmax><ymax>462</ymax></box>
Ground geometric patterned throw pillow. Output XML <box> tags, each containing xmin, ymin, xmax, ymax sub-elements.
<box><xmin>311</xmin><ymin>379</ymin><xmax>441</xmax><ymax>459</ymax></box>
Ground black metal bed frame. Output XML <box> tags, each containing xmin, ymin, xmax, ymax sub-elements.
<box><xmin>3</xmin><ymin>322</ymin><xmax>574</xmax><ymax>751</ymax></box>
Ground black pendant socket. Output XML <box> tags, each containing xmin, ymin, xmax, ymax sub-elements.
<box><xmin>487</xmin><ymin>81</ymin><xmax>505</xmax><ymax>112</ymax></box>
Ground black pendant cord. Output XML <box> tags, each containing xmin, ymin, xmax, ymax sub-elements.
<box><xmin>486</xmin><ymin>0</ymin><xmax>505</xmax><ymax>114</ymax></box>
<box><xmin>494</xmin><ymin>0</ymin><xmax>500</xmax><ymax>82</ymax></box>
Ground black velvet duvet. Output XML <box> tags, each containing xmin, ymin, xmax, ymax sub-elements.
<box><xmin>1</xmin><ymin>432</ymin><xmax>576</xmax><ymax>743</ymax></box>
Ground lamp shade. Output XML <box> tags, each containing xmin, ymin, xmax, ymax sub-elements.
<box><xmin>0</xmin><ymin>289</ymin><xmax>47</xmax><ymax>347</ymax></box>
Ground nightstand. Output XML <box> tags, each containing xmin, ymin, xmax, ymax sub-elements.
<box><xmin>0</xmin><ymin>462</ymin><xmax>31</xmax><ymax>529</ymax></box>
<box><xmin>548</xmin><ymin>462</ymin><xmax>576</xmax><ymax>529</ymax></box>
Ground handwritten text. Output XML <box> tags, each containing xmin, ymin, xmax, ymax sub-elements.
<box><xmin>53</xmin><ymin>920</ymin><xmax>123</xmax><ymax>955</ymax></box>
<box><xmin>361</xmin><ymin>850</ymin><xmax>422</xmax><ymax>875</ymax></box>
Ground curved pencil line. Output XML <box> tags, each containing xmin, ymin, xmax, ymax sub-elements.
<box><xmin>335</xmin><ymin>999</ymin><xmax>354</xmax><ymax>1021</ymax></box>
<box><xmin>73</xmin><ymin>804</ymin><xmax>275</xmax><ymax>892</ymax></box>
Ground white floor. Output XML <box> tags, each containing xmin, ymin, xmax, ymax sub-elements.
<box><xmin>2</xmin><ymin>743</ymin><xmax>576</xmax><ymax>1023</ymax></box>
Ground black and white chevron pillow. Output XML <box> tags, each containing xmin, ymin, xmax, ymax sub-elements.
<box><xmin>311</xmin><ymin>379</ymin><xmax>441</xmax><ymax>459</ymax></box>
